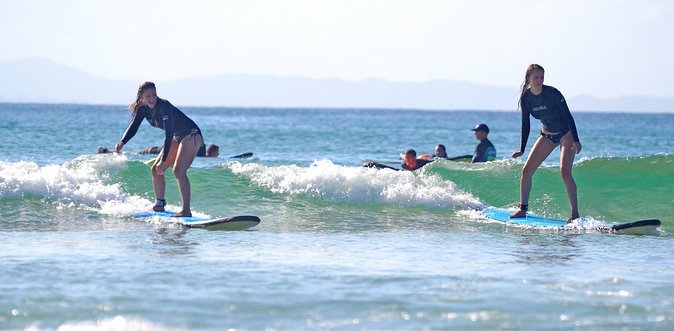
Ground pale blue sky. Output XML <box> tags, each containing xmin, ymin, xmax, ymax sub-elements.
<box><xmin>1</xmin><ymin>0</ymin><xmax>673</xmax><ymax>99</ymax></box>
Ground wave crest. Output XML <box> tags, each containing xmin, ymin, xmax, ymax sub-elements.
<box><xmin>228</xmin><ymin>159</ymin><xmax>482</xmax><ymax>209</ymax></box>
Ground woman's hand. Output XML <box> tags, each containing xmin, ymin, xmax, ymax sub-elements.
<box><xmin>115</xmin><ymin>141</ymin><xmax>124</xmax><ymax>152</ymax></box>
<box><xmin>154</xmin><ymin>160</ymin><xmax>165</xmax><ymax>176</ymax></box>
<box><xmin>511</xmin><ymin>151</ymin><xmax>524</xmax><ymax>158</ymax></box>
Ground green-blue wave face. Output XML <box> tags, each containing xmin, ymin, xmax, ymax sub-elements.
<box><xmin>427</xmin><ymin>155</ymin><xmax>673</xmax><ymax>227</ymax></box>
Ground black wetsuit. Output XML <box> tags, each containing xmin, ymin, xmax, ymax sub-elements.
<box><xmin>120</xmin><ymin>98</ymin><xmax>202</xmax><ymax>162</ymax></box>
<box><xmin>401</xmin><ymin>158</ymin><xmax>432</xmax><ymax>171</ymax></box>
<box><xmin>519</xmin><ymin>85</ymin><xmax>580</xmax><ymax>153</ymax></box>
<box><xmin>472</xmin><ymin>138</ymin><xmax>496</xmax><ymax>163</ymax></box>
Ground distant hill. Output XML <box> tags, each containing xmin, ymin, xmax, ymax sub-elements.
<box><xmin>1</xmin><ymin>58</ymin><xmax>672</xmax><ymax>112</ymax></box>
<box><xmin>0</xmin><ymin>58</ymin><xmax>135</xmax><ymax>105</ymax></box>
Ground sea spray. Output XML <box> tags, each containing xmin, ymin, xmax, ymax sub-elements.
<box><xmin>0</xmin><ymin>156</ymin><xmax>203</xmax><ymax>222</ymax></box>
<box><xmin>228</xmin><ymin>159</ymin><xmax>483</xmax><ymax>210</ymax></box>
<box><xmin>0</xmin><ymin>158</ymin><xmax>123</xmax><ymax>205</ymax></box>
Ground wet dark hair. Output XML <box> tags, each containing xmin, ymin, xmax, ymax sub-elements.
<box><xmin>435</xmin><ymin>144</ymin><xmax>447</xmax><ymax>157</ymax></box>
<box><xmin>206</xmin><ymin>144</ymin><xmax>219</xmax><ymax>156</ymax></box>
<box><xmin>518</xmin><ymin>64</ymin><xmax>544</xmax><ymax>110</ymax></box>
<box><xmin>128</xmin><ymin>81</ymin><xmax>156</xmax><ymax>111</ymax></box>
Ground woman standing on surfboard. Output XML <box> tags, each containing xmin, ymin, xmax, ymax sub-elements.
<box><xmin>115</xmin><ymin>81</ymin><xmax>203</xmax><ymax>217</ymax></box>
<box><xmin>510</xmin><ymin>64</ymin><xmax>582</xmax><ymax>222</ymax></box>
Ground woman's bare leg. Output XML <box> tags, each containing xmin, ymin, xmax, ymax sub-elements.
<box><xmin>172</xmin><ymin>134</ymin><xmax>203</xmax><ymax>217</ymax></box>
<box><xmin>559</xmin><ymin>132</ymin><xmax>579</xmax><ymax>221</ymax></box>
<box><xmin>511</xmin><ymin>135</ymin><xmax>557</xmax><ymax>217</ymax></box>
<box><xmin>151</xmin><ymin>142</ymin><xmax>178</xmax><ymax>210</ymax></box>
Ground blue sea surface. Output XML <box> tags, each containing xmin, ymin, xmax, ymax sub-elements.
<box><xmin>1</xmin><ymin>103</ymin><xmax>673</xmax><ymax>330</ymax></box>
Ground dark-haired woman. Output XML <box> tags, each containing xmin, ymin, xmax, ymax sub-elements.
<box><xmin>115</xmin><ymin>81</ymin><xmax>203</xmax><ymax>217</ymax></box>
<box><xmin>510</xmin><ymin>64</ymin><xmax>582</xmax><ymax>222</ymax></box>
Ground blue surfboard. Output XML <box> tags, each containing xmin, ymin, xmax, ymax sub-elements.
<box><xmin>482</xmin><ymin>207</ymin><xmax>661</xmax><ymax>235</ymax></box>
<box><xmin>134</xmin><ymin>211</ymin><xmax>260</xmax><ymax>231</ymax></box>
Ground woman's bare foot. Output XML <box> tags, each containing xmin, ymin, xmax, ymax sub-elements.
<box><xmin>509</xmin><ymin>210</ymin><xmax>527</xmax><ymax>218</ymax></box>
<box><xmin>566</xmin><ymin>214</ymin><xmax>580</xmax><ymax>223</ymax></box>
<box><xmin>172</xmin><ymin>210</ymin><xmax>192</xmax><ymax>218</ymax></box>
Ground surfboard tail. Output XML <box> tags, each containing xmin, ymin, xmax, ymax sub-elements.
<box><xmin>184</xmin><ymin>215</ymin><xmax>261</xmax><ymax>231</ymax></box>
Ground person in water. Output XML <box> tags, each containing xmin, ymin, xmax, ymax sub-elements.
<box><xmin>115</xmin><ymin>81</ymin><xmax>204</xmax><ymax>217</ymax></box>
<box><xmin>400</xmin><ymin>149</ymin><xmax>432</xmax><ymax>171</ymax></box>
<box><xmin>433</xmin><ymin>144</ymin><xmax>449</xmax><ymax>159</ymax></box>
<box><xmin>471</xmin><ymin>123</ymin><xmax>497</xmax><ymax>163</ymax></box>
<box><xmin>139</xmin><ymin>143</ymin><xmax>220</xmax><ymax>157</ymax></box>
<box><xmin>140</xmin><ymin>146</ymin><xmax>163</xmax><ymax>155</ymax></box>
<box><xmin>510</xmin><ymin>64</ymin><xmax>582</xmax><ymax>222</ymax></box>
<box><xmin>202</xmin><ymin>144</ymin><xmax>219</xmax><ymax>157</ymax></box>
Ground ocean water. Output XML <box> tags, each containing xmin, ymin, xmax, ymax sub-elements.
<box><xmin>1</xmin><ymin>103</ymin><xmax>673</xmax><ymax>330</ymax></box>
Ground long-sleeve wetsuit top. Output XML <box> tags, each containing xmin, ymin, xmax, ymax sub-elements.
<box><xmin>519</xmin><ymin>85</ymin><xmax>580</xmax><ymax>153</ymax></box>
<box><xmin>472</xmin><ymin>138</ymin><xmax>496</xmax><ymax>163</ymax></box>
<box><xmin>119</xmin><ymin>98</ymin><xmax>201</xmax><ymax>162</ymax></box>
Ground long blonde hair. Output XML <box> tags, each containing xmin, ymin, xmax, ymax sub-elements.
<box><xmin>128</xmin><ymin>81</ymin><xmax>156</xmax><ymax>111</ymax></box>
<box><xmin>518</xmin><ymin>64</ymin><xmax>544</xmax><ymax>110</ymax></box>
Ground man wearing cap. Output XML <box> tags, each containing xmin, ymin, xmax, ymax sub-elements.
<box><xmin>471</xmin><ymin>123</ymin><xmax>496</xmax><ymax>163</ymax></box>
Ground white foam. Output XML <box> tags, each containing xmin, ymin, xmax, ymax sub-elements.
<box><xmin>228</xmin><ymin>159</ymin><xmax>482</xmax><ymax>209</ymax></box>
<box><xmin>51</xmin><ymin>315</ymin><xmax>184</xmax><ymax>331</ymax></box>
<box><xmin>0</xmin><ymin>157</ymin><xmax>124</xmax><ymax>205</ymax></box>
<box><xmin>0</xmin><ymin>156</ymin><xmax>159</xmax><ymax>217</ymax></box>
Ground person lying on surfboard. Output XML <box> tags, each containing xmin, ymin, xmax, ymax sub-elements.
<box><xmin>115</xmin><ymin>81</ymin><xmax>203</xmax><ymax>218</ymax></box>
<box><xmin>140</xmin><ymin>144</ymin><xmax>220</xmax><ymax>157</ymax></box>
<box><xmin>433</xmin><ymin>144</ymin><xmax>449</xmax><ymax>159</ymax></box>
<box><xmin>401</xmin><ymin>149</ymin><xmax>432</xmax><ymax>171</ymax></box>
<box><xmin>510</xmin><ymin>64</ymin><xmax>582</xmax><ymax>223</ymax></box>
<box><xmin>98</xmin><ymin>144</ymin><xmax>219</xmax><ymax>158</ymax></box>
<box><xmin>423</xmin><ymin>145</ymin><xmax>472</xmax><ymax>162</ymax></box>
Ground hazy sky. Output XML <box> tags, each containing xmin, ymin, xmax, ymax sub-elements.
<box><xmin>1</xmin><ymin>0</ymin><xmax>673</xmax><ymax>99</ymax></box>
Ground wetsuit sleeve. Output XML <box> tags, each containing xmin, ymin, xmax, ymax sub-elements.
<box><xmin>120</xmin><ymin>109</ymin><xmax>144</xmax><ymax>145</ymax></box>
<box><xmin>519</xmin><ymin>107</ymin><xmax>531</xmax><ymax>153</ymax></box>
<box><xmin>559</xmin><ymin>94</ymin><xmax>580</xmax><ymax>142</ymax></box>
<box><xmin>414</xmin><ymin>159</ymin><xmax>432</xmax><ymax>170</ymax></box>
<box><xmin>159</xmin><ymin>106</ymin><xmax>176</xmax><ymax>162</ymax></box>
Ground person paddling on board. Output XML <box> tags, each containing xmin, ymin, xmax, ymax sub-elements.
<box><xmin>140</xmin><ymin>143</ymin><xmax>220</xmax><ymax>157</ymax></box>
<box><xmin>510</xmin><ymin>64</ymin><xmax>582</xmax><ymax>222</ymax></box>
<box><xmin>115</xmin><ymin>81</ymin><xmax>204</xmax><ymax>218</ymax></box>
<box><xmin>140</xmin><ymin>146</ymin><xmax>162</xmax><ymax>155</ymax></box>
<box><xmin>401</xmin><ymin>149</ymin><xmax>432</xmax><ymax>171</ymax></box>
<box><xmin>201</xmin><ymin>144</ymin><xmax>219</xmax><ymax>157</ymax></box>
<box><xmin>433</xmin><ymin>144</ymin><xmax>449</xmax><ymax>159</ymax></box>
<box><xmin>471</xmin><ymin>123</ymin><xmax>496</xmax><ymax>163</ymax></box>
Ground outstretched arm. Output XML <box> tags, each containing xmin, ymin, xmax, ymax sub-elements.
<box><xmin>512</xmin><ymin>108</ymin><xmax>530</xmax><ymax>158</ymax></box>
<box><xmin>559</xmin><ymin>95</ymin><xmax>579</xmax><ymax>141</ymax></box>
<box><xmin>116</xmin><ymin>109</ymin><xmax>144</xmax><ymax>152</ymax></box>
<box><xmin>559</xmin><ymin>93</ymin><xmax>582</xmax><ymax>154</ymax></box>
